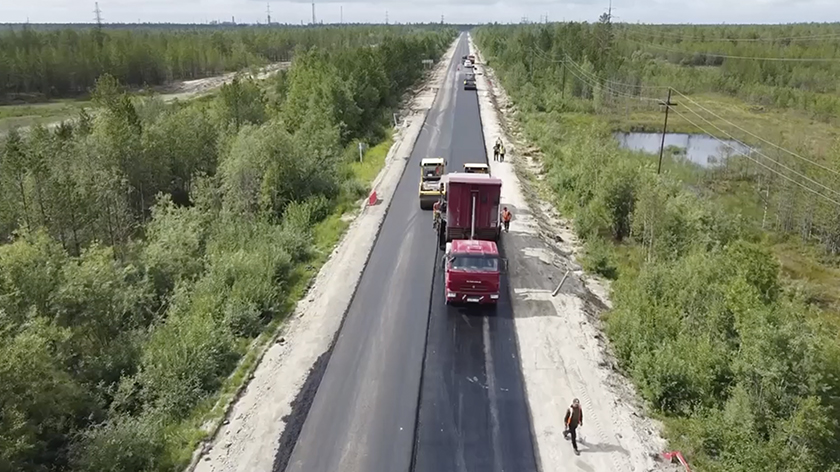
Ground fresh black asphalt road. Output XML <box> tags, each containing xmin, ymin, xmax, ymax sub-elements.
<box><xmin>279</xmin><ymin>33</ymin><xmax>537</xmax><ymax>472</ymax></box>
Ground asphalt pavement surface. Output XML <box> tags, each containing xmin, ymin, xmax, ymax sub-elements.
<box><xmin>277</xmin><ymin>33</ymin><xmax>537</xmax><ymax>472</ymax></box>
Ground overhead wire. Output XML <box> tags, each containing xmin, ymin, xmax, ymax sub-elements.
<box><xmin>624</xmin><ymin>38</ymin><xmax>840</xmax><ymax>62</ymax></box>
<box><xmin>667</xmin><ymin>100</ymin><xmax>840</xmax><ymax>200</ymax></box>
<box><xmin>617</xmin><ymin>28</ymin><xmax>840</xmax><ymax>43</ymax></box>
<box><xmin>561</xmin><ymin>58</ymin><xmax>662</xmax><ymax>102</ymax></box>
<box><xmin>531</xmin><ymin>46</ymin><xmax>669</xmax><ymax>95</ymax></box>
<box><xmin>669</xmin><ymin>89</ymin><xmax>840</xmax><ymax>178</ymax></box>
<box><xmin>561</xmin><ymin>54</ymin><xmax>669</xmax><ymax>95</ymax></box>
<box><xmin>522</xmin><ymin>40</ymin><xmax>840</xmax><ymax>202</ymax></box>
<box><xmin>666</xmin><ymin>106</ymin><xmax>840</xmax><ymax>206</ymax></box>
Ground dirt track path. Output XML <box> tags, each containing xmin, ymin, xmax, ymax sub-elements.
<box><xmin>0</xmin><ymin>61</ymin><xmax>289</xmax><ymax>137</ymax></box>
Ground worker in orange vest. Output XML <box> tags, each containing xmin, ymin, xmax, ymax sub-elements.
<box><xmin>501</xmin><ymin>207</ymin><xmax>512</xmax><ymax>232</ymax></box>
<box><xmin>563</xmin><ymin>398</ymin><xmax>584</xmax><ymax>455</ymax></box>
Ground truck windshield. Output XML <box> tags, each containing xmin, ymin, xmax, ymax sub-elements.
<box><xmin>449</xmin><ymin>255</ymin><xmax>499</xmax><ymax>272</ymax></box>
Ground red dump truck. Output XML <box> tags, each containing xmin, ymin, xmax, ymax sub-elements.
<box><xmin>434</xmin><ymin>172</ymin><xmax>504</xmax><ymax>306</ymax></box>
<box><xmin>435</xmin><ymin>173</ymin><xmax>502</xmax><ymax>249</ymax></box>
<box><xmin>443</xmin><ymin>239</ymin><xmax>502</xmax><ymax>305</ymax></box>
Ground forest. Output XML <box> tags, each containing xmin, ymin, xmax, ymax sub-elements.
<box><xmin>475</xmin><ymin>21</ymin><xmax>840</xmax><ymax>265</ymax></box>
<box><xmin>475</xmin><ymin>22</ymin><xmax>840</xmax><ymax>472</ymax></box>
<box><xmin>0</xmin><ymin>25</ymin><xmax>432</xmax><ymax>102</ymax></box>
<box><xmin>0</xmin><ymin>25</ymin><xmax>455</xmax><ymax>471</ymax></box>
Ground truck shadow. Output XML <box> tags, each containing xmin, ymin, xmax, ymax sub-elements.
<box><xmin>413</xmin><ymin>243</ymin><xmax>538</xmax><ymax>472</ymax></box>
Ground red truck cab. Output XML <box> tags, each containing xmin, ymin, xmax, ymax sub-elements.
<box><xmin>444</xmin><ymin>239</ymin><xmax>502</xmax><ymax>305</ymax></box>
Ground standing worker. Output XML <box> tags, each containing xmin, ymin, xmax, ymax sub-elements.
<box><xmin>563</xmin><ymin>398</ymin><xmax>584</xmax><ymax>455</ymax></box>
<box><xmin>493</xmin><ymin>139</ymin><xmax>501</xmax><ymax>161</ymax></box>
<box><xmin>499</xmin><ymin>142</ymin><xmax>506</xmax><ymax>162</ymax></box>
<box><xmin>501</xmin><ymin>207</ymin><xmax>512</xmax><ymax>232</ymax></box>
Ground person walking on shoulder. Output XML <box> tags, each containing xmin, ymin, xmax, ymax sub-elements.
<box><xmin>563</xmin><ymin>398</ymin><xmax>583</xmax><ymax>455</ymax></box>
<box><xmin>499</xmin><ymin>142</ymin><xmax>506</xmax><ymax>162</ymax></box>
<box><xmin>501</xmin><ymin>207</ymin><xmax>512</xmax><ymax>232</ymax></box>
<box><xmin>493</xmin><ymin>140</ymin><xmax>501</xmax><ymax>161</ymax></box>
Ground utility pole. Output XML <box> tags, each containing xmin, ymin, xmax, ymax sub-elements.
<box><xmin>385</xmin><ymin>10</ymin><xmax>388</xmax><ymax>24</ymax></box>
<box><xmin>266</xmin><ymin>2</ymin><xmax>271</xmax><ymax>25</ymax></box>
<box><xmin>657</xmin><ymin>88</ymin><xmax>678</xmax><ymax>175</ymax></box>
<box><xmin>340</xmin><ymin>5</ymin><xmax>343</xmax><ymax>24</ymax></box>
<box><xmin>94</xmin><ymin>2</ymin><xmax>103</xmax><ymax>28</ymax></box>
<box><xmin>441</xmin><ymin>14</ymin><xmax>444</xmax><ymax>24</ymax></box>
<box><xmin>561</xmin><ymin>60</ymin><xmax>567</xmax><ymax>98</ymax></box>
<box><xmin>311</xmin><ymin>0</ymin><xmax>316</xmax><ymax>25</ymax></box>
<box><xmin>93</xmin><ymin>2</ymin><xmax>104</xmax><ymax>47</ymax></box>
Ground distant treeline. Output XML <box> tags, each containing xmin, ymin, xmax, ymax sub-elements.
<box><xmin>478</xmin><ymin>22</ymin><xmax>840</xmax><ymax>119</ymax></box>
<box><xmin>0</xmin><ymin>25</ymin><xmax>446</xmax><ymax>102</ymax></box>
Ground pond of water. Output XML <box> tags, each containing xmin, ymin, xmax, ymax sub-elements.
<box><xmin>614</xmin><ymin>132</ymin><xmax>752</xmax><ymax>168</ymax></box>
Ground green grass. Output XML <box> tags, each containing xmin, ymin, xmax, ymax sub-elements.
<box><xmin>517</xmin><ymin>91</ymin><xmax>840</xmax><ymax>322</ymax></box>
<box><xmin>0</xmin><ymin>99</ymin><xmax>90</xmax><ymax>134</ymax></box>
<box><xmin>350</xmin><ymin>133</ymin><xmax>394</xmax><ymax>184</ymax></box>
<box><xmin>598</xmin><ymin>94</ymin><xmax>840</xmax><ymax>318</ymax></box>
<box><xmin>160</xmin><ymin>129</ymin><xmax>396</xmax><ymax>468</ymax></box>
<box><xmin>606</xmin><ymin>92</ymin><xmax>840</xmax><ymax>158</ymax></box>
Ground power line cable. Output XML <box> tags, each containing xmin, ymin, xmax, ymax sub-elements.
<box><xmin>672</xmin><ymin>101</ymin><xmax>840</xmax><ymax>199</ymax></box>
<box><xmin>667</xmin><ymin>106</ymin><xmax>840</xmax><ymax>206</ymax></box>
<box><xmin>531</xmin><ymin>46</ymin><xmax>669</xmax><ymax>93</ymax></box>
<box><xmin>616</xmin><ymin>28</ymin><xmax>840</xmax><ymax>43</ymax></box>
<box><xmin>562</xmin><ymin>59</ymin><xmax>662</xmax><ymax>102</ymax></box>
<box><xmin>670</xmin><ymin>89</ymin><xmax>840</xmax><ymax>178</ymax></box>
<box><xmin>561</xmin><ymin>58</ymin><xmax>840</xmax><ymax>203</ymax></box>
<box><xmin>625</xmin><ymin>38</ymin><xmax>840</xmax><ymax>62</ymax></box>
<box><xmin>561</xmin><ymin>53</ymin><xmax>669</xmax><ymax>94</ymax></box>
<box><xmin>526</xmin><ymin>43</ymin><xmax>840</xmax><ymax>195</ymax></box>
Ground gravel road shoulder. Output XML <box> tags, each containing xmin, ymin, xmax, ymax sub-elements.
<box><xmin>468</xmin><ymin>34</ymin><xmax>676</xmax><ymax>472</ymax></box>
<box><xmin>189</xmin><ymin>39</ymin><xmax>459</xmax><ymax>472</ymax></box>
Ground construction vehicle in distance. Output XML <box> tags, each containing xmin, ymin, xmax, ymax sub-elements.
<box><xmin>468</xmin><ymin>54</ymin><xmax>476</xmax><ymax>65</ymax></box>
<box><xmin>434</xmin><ymin>172</ymin><xmax>504</xmax><ymax>307</ymax></box>
<box><xmin>463</xmin><ymin>72</ymin><xmax>476</xmax><ymax>90</ymax></box>
<box><xmin>419</xmin><ymin>157</ymin><xmax>446</xmax><ymax>210</ymax></box>
<box><xmin>463</xmin><ymin>162</ymin><xmax>489</xmax><ymax>174</ymax></box>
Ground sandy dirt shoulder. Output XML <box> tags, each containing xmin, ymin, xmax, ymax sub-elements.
<box><xmin>468</xmin><ymin>34</ymin><xmax>677</xmax><ymax>472</ymax></box>
<box><xmin>188</xmin><ymin>39</ymin><xmax>459</xmax><ymax>472</ymax></box>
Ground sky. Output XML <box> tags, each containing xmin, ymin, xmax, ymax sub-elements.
<box><xmin>2</xmin><ymin>0</ymin><xmax>839</xmax><ymax>25</ymax></box>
